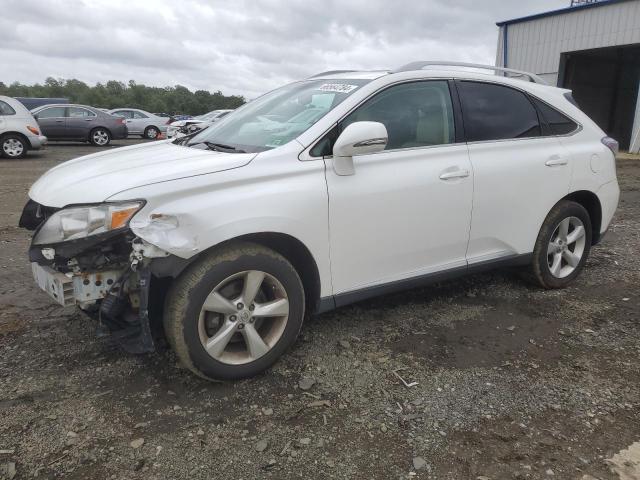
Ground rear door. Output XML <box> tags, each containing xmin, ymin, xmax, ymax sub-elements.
<box><xmin>112</xmin><ymin>110</ymin><xmax>136</xmax><ymax>133</ymax></box>
<box><xmin>66</xmin><ymin>107</ymin><xmax>97</xmax><ymax>139</ymax></box>
<box><xmin>34</xmin><ymin>106</ymin><xmax>67</xmax><ymax>138</ymax></box>
<box><xmin>131</xmin><ymin>110</ymin><xmax>150</xmax><ymax>134</ymax></box>
<box><xmin>456</xmin><ymin>80</ymin><xmax>572</xmax><ymax>264</ymax></box>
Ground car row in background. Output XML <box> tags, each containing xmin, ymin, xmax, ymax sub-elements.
<box><xmin>0</xmin><ymin>95</ymin><xmax>48</xmax><ymax>158</ymax></box>
<box><xmin>166</xmin><ymin>109</ymin><xmax>233</xmax><ymax>138</ymax></box>
<box><xmin>0</xmin><ymin>94</ymin><xmax>237</xmax><ymax>158</ymax></box>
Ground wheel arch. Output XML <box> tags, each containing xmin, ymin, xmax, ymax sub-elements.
<box><xmin>1</xmin><ymin>131</ymin><xmax>32</xmax><ymax>149</ymax></box>
<box><xmin>150</xmin><ymin>231</ymin><xmax>323</xmax><ymax>315</ymax></box>
<box><xmin>561</xmin><ymin>190</ymin><xmax>602</xmax><ymax>245</ymax></box>
<box><xmin>88</xmin><ymin>126</ymin><xmax>112</xmax><ymax>139</ymax></box>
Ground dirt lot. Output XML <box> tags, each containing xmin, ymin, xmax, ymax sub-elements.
<box><xmin>1</xmin><ymin>140</ymin><xmax>639</xmax><ymax>480</ymax></box>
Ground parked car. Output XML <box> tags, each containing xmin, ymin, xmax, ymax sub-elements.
<box><xmin>108</xmin><ymin>108</ymin><xmax>170</xmax><ymax>139</ymax></box>
<box><xmin>31</xmin><ymin>104</ymin><xmax>127</xmax><ymax>146</ymax></box>
<box><xmin>20</xmin><ymin>62</ymin><xmax>619</xmax><ymax>382</ymax></box>
<box><xmin>166</xmin><ymin>109</ymin><xmax>233</xmax><ymax>138</ymax></box>
<box><xmin>0</xmin><ymin>96</ymin><xmax>48</xmax><ymax>159</ymax></box>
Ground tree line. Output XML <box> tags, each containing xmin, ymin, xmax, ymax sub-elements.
<box><xmin>0</xmin><ymin>77</ymin><xmax>246</xmax><ymax>115</ymax></box>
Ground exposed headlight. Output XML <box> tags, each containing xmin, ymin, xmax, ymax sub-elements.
<box><xmin>33</xmin><ymin>201</ymin><xmax>144</xmax><ymax>245</ymax></box>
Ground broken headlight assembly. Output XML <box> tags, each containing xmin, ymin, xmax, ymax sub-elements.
<box><xmin>32</xmin><ymin>201</ymin><xmax>144</xmax><ymax>245</ymax></box>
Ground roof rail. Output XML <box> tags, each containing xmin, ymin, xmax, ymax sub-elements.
<box><xmin>391</xmin><ymin>61</ymin><xmax>547</xmax><ymax>84</ymax></box>
<box><xmin>308</xmin><ymin>70</ymin><xmax>357</xmax><ymax>79</ymax></box>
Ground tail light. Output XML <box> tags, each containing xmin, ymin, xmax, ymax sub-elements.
<box><xmin>166</xmin><ymin>119</ymin><xmax>171</xmax><ymax>125</ymax></box>
<box><xmin>27</xmin><ymin>125</ymin><xmax>40</xmax><ymax>135</ymax></box>
<box><xmin>116</xmin><ymin>117</ymin><xmax>125</xmax><ymax>125</ymax></box>
<box><xmin>601</xmin><ymin>137</ymin><xmax>619</xmax><ymax>156</ymax></box>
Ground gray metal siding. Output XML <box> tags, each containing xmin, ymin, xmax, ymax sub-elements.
<box><xmin>496</xmin><ymin>0</ymin><xmax>640</xmax><ymax>84</ymax></box>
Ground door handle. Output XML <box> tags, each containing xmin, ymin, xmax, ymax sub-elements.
<box><xmin>545</xmin><ymin>155</ymin><xmax>568</xmax><ymax>167</ymax></box>
<box><xmin>84</xmin><ymin>118</ymin><xmax>94</xmax><ymax>121</ymax></box>
<box><xmin>439</xmin><ymin>169</ymin><xmax>470</xmax><ymax>180</ymax></box>
<box><xmin>55</xmin><ymin>120</ymin><xmax>64</xmax><ymax>123</ymax></box>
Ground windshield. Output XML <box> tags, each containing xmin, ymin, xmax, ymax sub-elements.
<box><xmin>185</xmin><ymin>79</ymin><xmax>370</xmax><ymax>152</ymax></box>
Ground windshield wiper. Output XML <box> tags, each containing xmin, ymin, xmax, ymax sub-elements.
<box><xmin>189</xmin><ymin>141</ymin><xmax>246</xmax><ymax>153</ymax></box>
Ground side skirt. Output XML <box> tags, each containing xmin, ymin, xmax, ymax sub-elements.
<box><xmin>316</xmin><ymin>253</ymin><xmax>532</xmax><ymax>314</ymax></box>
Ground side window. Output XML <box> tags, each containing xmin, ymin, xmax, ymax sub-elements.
<box><xmin>0</xmin><ymin>101</ymin><xmax>16</xmax><ymax>115</ymax></box>
<box><xmin>37</xmin><ymin>107</ymin><xmax>66</xmax><ymax>119</ymax></box>
<box><xmin>531</xmin><ymin>98</ymin><xmax>578</xmax><ymax>136</ymax></box>
<box><xmin>133</xmin><ymin>111</ymin><xmax>148</xmax><ymax>119</ymax></box>
<box><xmin>342</xmin><ymin>81</ymin><xmax>455</xmax><ymax>151</ymax></box>
<box><xmin>113</xmin><ymin>110</ymin><xmax>133</xmax><ymax>119</ymax></box>
<box><xmin>67</xmin><ymin>107</ymin><xmax>96</xmax><ymax>118</ymax></box>
<box><xmin>457</xmin><ymin>81</ymin><xmax>541</xmax><ymax>142</ymax></box>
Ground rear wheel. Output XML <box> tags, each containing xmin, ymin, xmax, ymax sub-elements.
<box><xmin>531</xmin><ymin>200</ymin><xmax>592</xmax><ymax>289</ymax></box>
<box><xmin>1</xmin><ymin>134</ymin><xmax>27</xmax><ymax>159</ymax></box>
<box><xmin>89</xmin><ymin>128</ymin><xmax>111</xmax><ymax>146</ymax></box>
<box><xmin>144</xmin><ymin>126</ymin><xmax>160</xmax><ymax>139</ymax></box>
<box><xmin>164</xmin><ymin>242</ymin><xmax>305</xmax><ymax>381</ymax></box>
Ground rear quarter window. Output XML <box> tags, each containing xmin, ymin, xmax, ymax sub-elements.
<box><xmin>0</xmin><ymin>101</ymin><xmax>16</xmax><ymax>116</ymax></box>
<box><xmin>531</xmin><ymin>98</ymin><xmax>579</xmax><ymax>136</ymax></box>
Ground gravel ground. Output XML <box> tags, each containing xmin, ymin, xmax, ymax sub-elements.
<box><xmin>0</xmin><ymin>140</ymin><xmax>639</xmax><ymax>480</ymax></box>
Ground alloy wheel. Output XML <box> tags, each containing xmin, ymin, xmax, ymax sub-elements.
<box><xmin>547</xmin><ymin>216</ymin><xmax>587</xmax><ymax>278</ymax></box>
<box><xmin>198</xmin><ymin>270</ymin><xmax>290</xmax><ymax>365</ymax></box>
<box><xmin>92</xmin><ymin>129</ymin><xmax>109</xmax><ymax>145</ymax></box>
<box><xmin>2</xmin><ymin>138</ymin><xmax>24</xmax><ymax>157</ymax></box>
<box><xmin>146</xmin><ymin>127</ymin><xmax>159</xmax><ymax>139</ymax></box>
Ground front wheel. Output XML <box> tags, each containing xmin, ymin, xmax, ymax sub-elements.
<box><xmin>531</xmin><ymin>200</ymin><xmax>592</xmax><ymax>289</ymax></box>
<box><xmin>163</xmin><ymin>242</ymin><xmax>305</xmax><ymax>381</ymax></box>
<box><xmin>89</xmin><ymin>128</ymin><xmax>111</xmax><ymax>146</ymax></box>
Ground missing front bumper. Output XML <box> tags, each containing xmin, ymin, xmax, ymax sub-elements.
<box><xmin>31</xmin><ymin>263</ymin><xmax>123</xmax><ymax>307</ymax></box>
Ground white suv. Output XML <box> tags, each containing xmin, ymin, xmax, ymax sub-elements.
<box><xmin>20</xmin><ymin>62</ymin><xmax>620</xmax><ymax>381</ymax></box>
<box><xmin>0</xmin><ymin>95</ymin><xmax>48</xmax><ymax>158</ymax></box>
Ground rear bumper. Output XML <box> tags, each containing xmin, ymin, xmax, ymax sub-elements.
<box><xmin>28</xmin><ymin>135</ymin><xmax>48</xmax><ymax>150</ymax></box>
<box><xmin>112</xmin><ymin>126</ymin><xmax>128</xmax><ymax>140</ymax></box>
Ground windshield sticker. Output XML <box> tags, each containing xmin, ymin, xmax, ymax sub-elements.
<box><xmin>317</xmin><ymin>83</ymin><xmax>359</xmax><ymax>94</ymax></box>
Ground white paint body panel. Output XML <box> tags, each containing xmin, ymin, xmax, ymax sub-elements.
<box><xmin>27</xmin><ymin>68</ymin><xmax>620</xmax><ymax>302</ymax></box>
<box><xmin>326</xmin><ymin>144</ymin><xmax>472</xmax><ymax>294</ymax></box>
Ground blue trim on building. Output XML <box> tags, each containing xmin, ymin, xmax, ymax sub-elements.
<box><xmin>496</xmin><ymin>0</ymin><xmax>635</xmax><ymax>27</ymax></box>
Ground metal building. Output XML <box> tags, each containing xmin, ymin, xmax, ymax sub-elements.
<box><xmin>496</xmin><ymin>0</ymin><xmax>640</xmax><ymax>153</ymax></box>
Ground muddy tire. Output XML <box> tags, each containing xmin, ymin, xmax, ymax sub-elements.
<box><xmin>530</xmin><ymin>200</ymin><xmax>592</xmax><ymax>289</ymax></box>
<box><xmin>163</xmin><ymin>242</ymin><xmax>305</xmax><ymax>381</ymax></box>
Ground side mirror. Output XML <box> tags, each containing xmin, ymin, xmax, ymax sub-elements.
<box><xmin>332</xmin><ymin>121</ymin><xmax>388</xmax><ymax>176</ymax></box>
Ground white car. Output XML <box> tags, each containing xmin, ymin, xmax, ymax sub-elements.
<box><xmin>166</xmin><ymin>109</ymin><xmax>233</xmax><ymax>138</ymax></box>
<box><xmin>108</xmin><ymin>108</ymin><xmax>169</xmax><ymax>139</ymax></box>
<box><xmin>21</xmin><ymin>62</ymin><xmax>619</xmax><ymax>381</ymax></box>
<box><xmin>0</xmin><ymin>96</ymin><xmax>48</xmax><ymax>158</ymax></box>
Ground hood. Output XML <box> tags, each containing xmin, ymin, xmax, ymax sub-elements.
<box><xmin>29</xmin><ymin>141</ymin><xmax>256</xmax><ymax>208</ymax></box>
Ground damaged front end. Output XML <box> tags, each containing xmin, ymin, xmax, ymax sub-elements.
<box><xmin>20</xmin><ymin>199</ymin><xmax>171</xmax><ymax>354</ymax></box>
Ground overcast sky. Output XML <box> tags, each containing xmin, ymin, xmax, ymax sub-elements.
<box><xmin>1</xmin><ymin>0</ymin><xmax>568</xmax><ymax>98</ymax></box>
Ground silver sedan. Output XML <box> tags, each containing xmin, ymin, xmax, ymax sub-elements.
<box><xmin>108</xmin><ymin>108</ymin><xmax>169</xmax><ymax>139</ymax></box>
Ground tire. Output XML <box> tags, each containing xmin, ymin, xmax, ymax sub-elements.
<box><xmin>530</xmin><ymin>200</ymin><xmax>592</xmax><ymax>289</ymax></box>
<box><xmin>163</xmin><ymin>242</ymin><xmax>305</xmax><ymax>381</ymax></box>
<box><xmin>89</xmin><ymin>128</ymin><xmax>111</xmax><ymax>146</ymax></box>
<box><xmin>1</xmin><ymin>134</ymin><xmax>27</xmax><ymax>159</ymax></box>
<box><xmin>144</xmin><ymin>126</ymin><xmax>160</xmax><ymax>139</ymax></box>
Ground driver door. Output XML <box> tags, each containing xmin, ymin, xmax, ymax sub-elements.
<box><xmin>324</xmin><ymin>80</ymin><xmax>474</xmax><ymax>299</ymax></box>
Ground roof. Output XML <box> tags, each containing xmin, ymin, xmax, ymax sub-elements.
<box><xmin>496</xmin><ymin>0</ymin><xmax>635</xmax><ymax>27</ymax></box>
